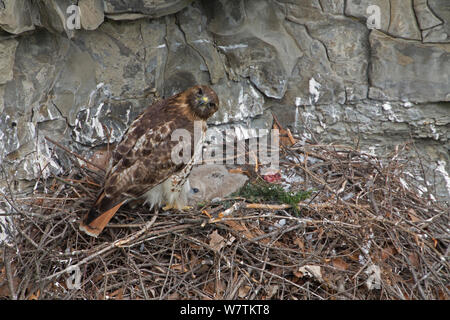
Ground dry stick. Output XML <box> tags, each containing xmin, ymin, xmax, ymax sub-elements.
<box><xmin>0</xmin><ymin>165</ymin><xmax>24</xmax><ymax>216</ymax></box>
<box><xmin>45</xmin><ymin>136</ymin><xmax>106</xmax><ymax>173</ymax></box>
<box><xmin>245</xmin><ymin>203</ymin><xmax>292</xmax><ymax>210</ymax></box>
<box><xmin>43</xmin><ymin>213</ymin><xmax>158</xmax><ymax>282</ymax></box>
<box><xmin>130</xmin><ymin>256</ymin><xmax>150</xmax><ymax>300</ymax></box>
<box><xmin>52</xmin><ymin>175</ymin><xmax>91</xmax><ymax>196</ymax></box>
<box><xmin>159</xmin><ymin>234</ymin><xmax>178</xmax><ymax>299</ymax></box>
<box><xmin>3</xmin><ymin>246</ymin><xmax>17</xmax><ymax>300</ymax></box>
<box><xmin>241</xmin><ymin>262</ymin><xmax>325</xmax><ymax>300</ymax></box>
<box><xmin>250</xmin><ymin>224</ymin><xmax>305</xmax><ymax>242</ymax></box>
<box><xmin>226</xmin><ymin>274</ymin><xmax>247</xmax><ymax>299</ymax></box>
<box><xmin>62</xmin><ymin>178</ymin><xmax>101</xmax><ymax>188</ymax></box>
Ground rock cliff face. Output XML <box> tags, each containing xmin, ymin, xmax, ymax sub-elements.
<box><xmin>0</xmin><ymin>0</ymin><xmax>449</xmax><ymax>200</ymax></box>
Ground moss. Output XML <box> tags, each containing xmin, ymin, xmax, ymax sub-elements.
<box><xmin>235</xmin><ymin>180</ymin><xmax>311</xmax><ymax>214</ymax></box>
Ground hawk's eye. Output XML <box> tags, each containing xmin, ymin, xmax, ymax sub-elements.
<box><xmin>192</xmin><ymin>188</ymin><xmax>199</xmax><ymax>193</ymax></box>
<box><xmin>208</xmin><ymin>102</ymin><xmax>215</xmax><ymax>108</ymax></box>
<box><xmin>197</xmin><ymin>88</ymin><xmax>203</xmax><ymax>96</ymax></box>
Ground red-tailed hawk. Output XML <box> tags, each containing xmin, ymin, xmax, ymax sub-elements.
<box><xmin>79</xmin><ymin>85</ymin><xmax>219</xmax><ymax>237</ymax></box>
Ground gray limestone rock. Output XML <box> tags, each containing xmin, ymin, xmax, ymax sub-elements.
<box><xmin>284</xmin><ymin>6</ymin><xmax>370</xmax><ymax>105</ymax></box>
<box><xmin>163</xmin><ymin>15</ymin><xmax>211</xmax><ymax>96</ymax></box>
<box><xmin>283</xmin><ymin>21</ymin><xmax>346</xmax><ymax>106</ymax></box>
<box><xmin>414</xmin><ymin>0</ymin><xmax>443</xmax><ymax>31</ymax></box>
<box><xmin>50</xmin><ymin>44</ymin><xmax>98</xmax><ymax>126</ymax></box>
<box><xmin>346</xmin><ymin>0</ymin><xmax>422</xmax><ymax>40</ymax></box>
<box><xmin>388</xmin><ymin>0</ymin><xmax>421</xmax><ymax>40</ymax></box>
<box><xmin>206</xmin><ymin>0</ymin><xmax>300</xmax><ymax>100</ymax></box>
<box><xmin>103</xmin><ymin>0</ymin><xmax>194</xmax><ymax>18</ymax></box>
<box><xmin>369</xmin><ymin>30</ymin><xmax>450</xmax><ymax>103</ymax></box>
<box><xmin>305</xmin><ymin>16</ymin><xmax>370</xmax><ymax>101</ymax></box>
<box><xmin>33</xmin><ymin>0</ymin><xmax>78</xmax><ymax>38</ymax></box>
<box><xmin>79</xmin><ymin>0</ymin><xmax>104</xmax><ymax>30</ymax></box>
<box><xmin>218</xmin><ymin>35</ymin><xmax>287</xmax><ymax>99</ymax></box>
<box><xmin>423</xmin><ymin>0</ymin><xmax>450</xmax><ymax>43</ymax></box>
<box><xmin>208</xmin><ymin>79</ymin><xmax>265</xmax><ymax>125</ymax></box>
<box><xmin>320</xmin><ymin>0</ymin><xmax>345</xmax><ymax>15</ymax></box>
<box><xmin>0</xmin><ymin>0</ymin><xmax>35</xmax><ymax>34</ymax></box>
<box><xmin>178</xmin><ymin>2</ymin><xmax>226</xmax><ymax>85</ymax></box>
<box><xmin>202</xmin><ymin>0</ymin><xmax>246</xmax><ymax>36</ymax></box>
<box><xmin>0</xmin><ymin>38</ymin><xmax>17</xmax><ymax>84</ymax></box>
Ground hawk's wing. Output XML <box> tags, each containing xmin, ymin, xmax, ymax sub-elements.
<box><xmin>80</xmin><ymin>98</ymin><xmax>194</xmax><ymax>237</ymax></box>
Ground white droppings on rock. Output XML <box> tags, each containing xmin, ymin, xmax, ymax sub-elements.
<box><xmin>403</xmin><ymin>101</ymin><xmax>413</xmax><ymax>108</ymax></box>
<box><xmin>436</xmin><ymin>160</ymin><xmax>450</xmax><ymax>197</ymax></box>
<box><xmin>192</xmin><ymin>39</ymin><xmax>211</xmax><ymax>44</ymax></box>
<box><xmin>294</xmin><ymin>106</ymin><xmax>300</xmax><ymax>133</ymax></box>
<box><xmin>382</xmin><ymin>102</ymin><xmax>392</xmax><ymax>111</ymax></box>
<box><xmin>217</xmin><ymin>44</ymin><xmax>248</xmax><ymax>51</ymax></box>
<box><xmin>382</xmin><ymin>102</ymin><xmax>401</xmax><ymax>122</ymax></box>
<box><xmin>309</xmin><ymin>77</ymin><xmax>321</xmax><ymax>104</ymax></box>
<box><xmin>429</xmin><ymin>123</ymin><xmax>439</xmax><ymax>140</ymax></box>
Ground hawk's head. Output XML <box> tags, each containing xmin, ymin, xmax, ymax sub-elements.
<box><xmin>185</xmin><ymin>85</ymin><xmax>219</xmax><ymax>120</ymax></box>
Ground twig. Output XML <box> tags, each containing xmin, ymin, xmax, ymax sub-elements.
<box><xmin>45</xmin><ymin>136</ymin><xmax>106</xmax><ymax>173</ymax></box>
<box><xmin>245</xmin><ymin>203</ymin><xmax>292</xmax><ymax>210</ymax></box>
<box><xmin>3</xmin><ymin>246</ymin><xmax>17</xmax><ymax>300</ymax></box>
<box><xmin>43</xmin><ymin>213</ymin><xmax>158</xmax><ymax>282</ymax></box>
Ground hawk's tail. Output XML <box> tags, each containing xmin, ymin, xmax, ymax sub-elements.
<box><xmin>79</xmin><ymin>190</ymin><xmax>125</xmax><ymax>237</ymax></box>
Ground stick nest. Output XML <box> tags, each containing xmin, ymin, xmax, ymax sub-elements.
<box><xmin>0</xmin><ymin>140</ymin><xmax>448</xmax><ymax>300</ymax></box>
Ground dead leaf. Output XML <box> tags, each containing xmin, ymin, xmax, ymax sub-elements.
<box><xmin>294</xmin><ymin>238</ymin><xmax>305</xmax><ymax>251</ymax></box>
<box><xmin>272</xmin><ymin>112</ymin><xmax>296</xmax><ymax>146</ymax></box>
<box><xmin>438</xmin><ymin>288</ymin><xmax>448</xmax><ymax>300</ymax></box>
<box><xmin>215</xmin><ymin>280</ymin><xmax>226</xmax><ymax>297</ymax></box>
<box><xmin>225</xmin><ymin>220</ymin><xmax>250</xmax><ymax>236</ymax></box>
<box><xmin>172</xmin><ymin>253</ymin><xmax>182</xmax><ymax>261</ymax></box>
<box><xmin>167</xmin><ymin>292</ymin><xmax>180</xmax><ymax>300</ymax></box>
<box><xmin>317</xmin><ymin>227</ymin><xmax>324</xmax><ymax>240</ymax></box>
<box><xmin>381</xmin><ymin>246</ymin><xmax>397</xmax><ymax>261</ymax></box>
<box><xmin>171</xmin><ymin>263</ymin><xmax>189</xmax><ymax>273</ymax></box>
<box><xmin>349</xmin><ymin>252</ymin><xmax>360</xmax><ymax>262</ymax></box>
<box><xmin>293</xmin><ymin>269</ymin><xmax>304</xmax><ymax>278</ymax></box>
<box><xmin>265</xmin><ymin>285</ymin><xmax>279</xmax><ymax>299</ymax></box>
<box><xmin>209</xmin><ymin>230</ymin><xmax>225</xmax><ymax>252</ymax></box>
<box><xmin>109</xmin><ymin>288</ymin><xmax>124</xmax><ymax>300</ymax></box>
<box><xmin>408</xmin><ymin>252</ymin><xmax>420</xmax><ymax>268</ymax></box>
<box><xmin>238</xmin><ymin>285</ymin><xmax>251</xmax><ymax>298</ymax></box>
<box><xmin>407</xmin><ymin>208</ymin><xmax>421</xmax><ymax>223</ymax></box>
<box><xmin>0</xmin><ymin>266</ymin><xmax>20</xmax><ymax>299</ymax></box>
<box><xmin>296</xmin><ymin>265</ymin><xmax>323</xmax><ymax>282</ymax></box>
<box><xmin>226</xmin><ymin>235</ymin><xmax>236</xmax><ymax>246</ymax></box>
<box><xmin>332</xmin><ymin>258</ymin><xmax>349</xmax><ymax>271</ymax></box>
<box><xmin>28</xmin><ymin>289</ymin><xmax>40</xmax><ymax>300</ymax></box>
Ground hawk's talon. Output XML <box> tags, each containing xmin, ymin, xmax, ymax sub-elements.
<box><xmin>163</xmin><ymin>204</ymin><xmax>174</xmax><ymax>211</ymax></box>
